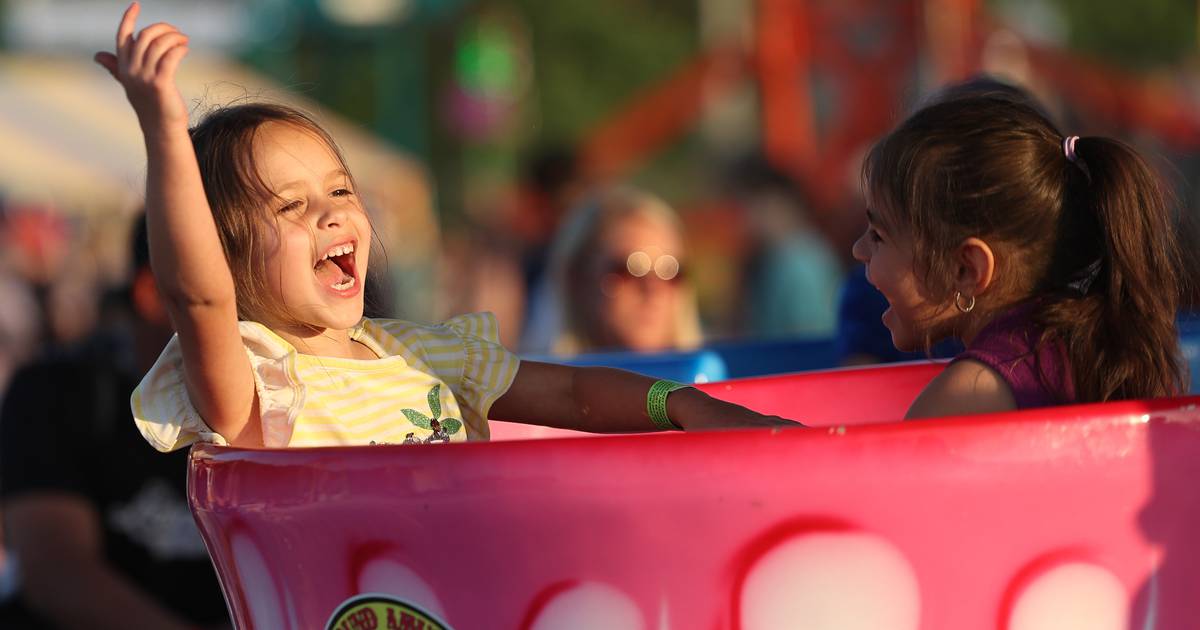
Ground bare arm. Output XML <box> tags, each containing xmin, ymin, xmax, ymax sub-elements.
<box><xmin>96</xmin><ymin>3</ymin><xmax>259</xmax><ymax>445</ymax></box>
<box><xmin>904</xmin><ymin>358</ymin><xmax>1016</xmax><ymax>419</ymax></box>
<box><xmin>4</xmin><ymin>494</ymin><xmax>217</xmax><ymax>630</ymax></box>
<box><xmin>489</xmin><ymin>361</ymin><xmax>801</xmax><ymax>432</ymax></box>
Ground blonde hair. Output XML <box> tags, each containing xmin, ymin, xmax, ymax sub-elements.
<box><xmin>548</xmin><ymin>186</ymin><xmax>702</xmax><ymax>354</ymax></box>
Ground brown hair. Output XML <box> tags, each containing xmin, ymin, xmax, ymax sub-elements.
<box><xmin>188</xmin><ymin>102</ymin><xmax>357</xmax><ymax>324</ymax></box>
<box><xmin>863</xmin><ymin>82</ymin><xmax>1186</xmax><ymax>402</ymax></box>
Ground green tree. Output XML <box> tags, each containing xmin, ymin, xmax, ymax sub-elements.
<box><xmin>511</xmin><ymin>0</ymin><xmax>697</xmax><ymax>144</ymax></box>
<box><xmin>1039</xmin><ymin>0</ymin><xmax>1195</xmax><ymax>69</ymax></box>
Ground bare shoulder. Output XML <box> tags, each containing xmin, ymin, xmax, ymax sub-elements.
<box><xmin>904</xmin><ymin>359</ymin><xmax>1016</xmax><ymax>420</ymax></box>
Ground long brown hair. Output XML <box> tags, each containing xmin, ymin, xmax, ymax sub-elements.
<box><xmin>188</xmin><ymin>102</ymin><xmax>356</xmax><ymax>324</ymax></box>
<box><xmin>863</xmin><ymin>82</ymin><xmax>1186</xmax><ymax>402</ymax></box>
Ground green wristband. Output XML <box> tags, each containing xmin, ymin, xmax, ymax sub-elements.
<box><xmin>647</xmin><ymin>379</ymin><xmax>689</xmax><ymax>431</ymax></box>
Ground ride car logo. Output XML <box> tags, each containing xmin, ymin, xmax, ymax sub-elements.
<box><xmin>326</xmin><ymin>594</ymin><xmax>452</xmax><ymax>630</ymax></box>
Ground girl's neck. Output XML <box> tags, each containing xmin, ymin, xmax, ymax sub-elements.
<box><xmin>958</xmin><ymin>299</ymin><xmax>1034</xmax><ymax>347</ymax></box>
<box><xmin>272</xmin><ymin>322</ymin><xmax>375</xmax><ymax>359</ymax></box>
<box><xmin>958</xmin><ymin>316</ymin><xmax>990</xmax><ymax>347</ymax></box>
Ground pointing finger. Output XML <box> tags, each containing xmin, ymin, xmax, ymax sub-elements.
<box><xmin>116</xmin><ymin>2</ymin><xmax>140</xmax><ymax>67</ymax></box>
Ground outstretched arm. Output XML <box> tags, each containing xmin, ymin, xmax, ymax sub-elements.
<box><xmin>96</xmin><ymin>3</ymin><xmax>259</xmax><ymax>445</ymax></box>
<box><xmin>490</xmin><ymin>361</ymin><xmax>801</xmax><ymax>432</ymax></box>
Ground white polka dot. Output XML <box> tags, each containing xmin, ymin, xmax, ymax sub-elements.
<box><xmin>1008</xmin><ymin>562</ymin><xmax>1127</xmax><ymax>630</ymax></box>
<box><xmin>739</xmin><ymin>532</ymin><xmax>920</xmax><ymax>630</ymax></box>
<box><xmin>230</xmin><ymin>533</ymin><xmax>286</xmax><ymax>630</ymax></box>
<box><xmin>356</xmin><ymin>559</ymin><xmax>447</xmax><ymax>620</ymax></box>
<box><xmin>529</xmin><ymin>582</ymin><xmax>645</xmax><ymax>630</ymax></box>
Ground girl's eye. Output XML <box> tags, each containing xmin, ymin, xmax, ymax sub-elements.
<box><xmin>332</xmin><ymin>188</ymin><xmax>353</xmax><ymax>197</ymax></box>
<box><xmin>869</xmin><ymin>228</ymin><xmax>883</xmax><ymax>244</ymax></box>
<box><xmin>278</xmin><ymin>200</ymin><xmax>303</xmax><ymax>214</ymax></box>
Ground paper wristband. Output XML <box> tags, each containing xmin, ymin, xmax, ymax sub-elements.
<box><xmin>647</xmin><ymin>380</ymin><xmax>690</xmax><ymax>431</ymax></box>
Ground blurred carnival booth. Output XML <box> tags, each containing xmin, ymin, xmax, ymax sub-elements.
<box><xmin>188</xmin><ymin>360</ymin><xmax>1200</xmax><ymax>629</ymax></box>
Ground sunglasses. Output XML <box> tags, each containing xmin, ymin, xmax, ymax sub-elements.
<box><xmin>599</xmin><ymin>251</ymin><xmax>686</xmax><ymax>283</ymax></box>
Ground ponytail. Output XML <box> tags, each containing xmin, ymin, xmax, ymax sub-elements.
<box><xmin>1038</xmin><ymin>137</ymin><xmax>1187</xmax><ymax>401</ymax></box>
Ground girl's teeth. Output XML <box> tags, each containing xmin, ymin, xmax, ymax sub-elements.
<box><xmin>323</xmin><ymin>244</ymin><xmax>354</xmax><ymax>260</ymax></box>
<box><xmin>331</xmin><ymin>276</ymin><xmax>355</xmax><ymax>291</ymax></box>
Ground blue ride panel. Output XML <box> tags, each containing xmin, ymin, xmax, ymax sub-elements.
<box><xmin>706</xmin><ymin>336</ymin><xmax>841</xmax><ymax>378</ymax></box>
<box><xmin>524</xmin><ymin>349</ymin><xmax>729</xmax><ymax>384</ymax></box>
<box><xmin>1177</xmin><ymin>313</ymin><xmax>1200</xmax><ymax>394</ymax></box>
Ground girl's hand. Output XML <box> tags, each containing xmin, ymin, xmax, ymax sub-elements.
<box><xmin>667</xmin><ymin>387</ymin><xmax>805</xmax><ymax>431</ymax></box>
<box><xmin>94</xmin><ymin>2</ymin><xmax>190</xmax><ymax>130</ymax></box>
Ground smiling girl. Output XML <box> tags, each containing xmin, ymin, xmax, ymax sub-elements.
<box><xmin>97</xmin><ymin>5</ymin><xmax>794</xmax><ymax>450</ymax></box>
<box><xmin>852</xmin><ymin>81</ymin><xmax>1187</xmax><ymax>419</ymax></box>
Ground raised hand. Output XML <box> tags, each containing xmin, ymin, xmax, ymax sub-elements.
<box><xmin>94</xmin><ymin>2</ymin><xmax>190</xmax><ymax>129</ymax></box>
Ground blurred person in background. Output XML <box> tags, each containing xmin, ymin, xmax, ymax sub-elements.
<box><xmin>436</xmin><ymin>147</ymin><xmax>584</xmax><ymax>349</ymax></box>
<box><xmin>0</xmin><ymin>215</ymin><xmax>228</xmax><ymax>629</ymax></box>
<box><xmin>2</xmin><ymin>205</ymin><xmax>104</xmax><ymax>354</ymax></box>
<box><xmin>440</xmin><ymin>145</ymin><xmax>588</xmax><ymax>349</ymax></box>
<box><xmin>523</xmin><ymin>186</ymin><xmax>701</xmax><ymax>355</ymax></box>
<box><xmin>725</xmin><ymin>155</ymin><xmax>844</xmax><ymax>339</ymax></box>
<box><xmin>438</xmin><ymin>205</ymin><xmax>530</xmax><ymax>348</ymax></box>
<box><xmin>513</xmin><ymin>145</ymin><xmax>587</xmax><ymax>299</ymax></box>
<box><xmin>0</xmin><ymin>209</ymin><xmax>42</xmax><ymax>401</ymax></box>
<box><xmin>0</xmin><ymin>202</ymin><xmax>44</xmax><ymax>611</ymax></box>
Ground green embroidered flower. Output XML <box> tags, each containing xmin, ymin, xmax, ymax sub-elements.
<box><xmin>401</xmin><ymin>384</ymin><xmax>463</xmax><ymax>435</ymax></box>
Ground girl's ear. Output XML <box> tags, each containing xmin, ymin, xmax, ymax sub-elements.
<box><xmin>954</xmin><ymin>237</ymin><xmax>995</xmax><ymax>297</ymax></box>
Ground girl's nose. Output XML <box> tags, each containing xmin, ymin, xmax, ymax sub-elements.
<box><xmin>851</xmin><ymin>232</ymin><xmax>869</xmax><ymax>263</ymax></box>
<box><xmin>317</xmin><ymin>203</ymin><xmax>346</xmax><ymax>229</ymax></box>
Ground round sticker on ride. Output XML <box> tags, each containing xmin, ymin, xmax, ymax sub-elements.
<box><xmin>325</xmin><ymin>594</ymin><xmax>452</xmax><ymax>630</ymax></box>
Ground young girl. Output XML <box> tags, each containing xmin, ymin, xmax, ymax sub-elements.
<box><xmin>853</xmin><ymin>80</ymin><xmax>1187</xmax><ymax>419</ymax></box>
<box><xmin>96</xmin><ymin>5</ymin><xmax>793</xmax><ymax>450</ymax></box>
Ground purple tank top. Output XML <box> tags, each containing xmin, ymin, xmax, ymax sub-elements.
<box><xmin>953</xmin><ymin>303</ymin><xmax>1076</xmax><ymax>409</ymax></box>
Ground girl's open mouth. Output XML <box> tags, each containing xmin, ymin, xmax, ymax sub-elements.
<box><xmin>315</xmin><ymin>242</ymin><xmax>358</xmax><ymax>291</ymax></box>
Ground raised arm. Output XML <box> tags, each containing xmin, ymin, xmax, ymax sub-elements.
<box><xmin>96</xmin><ymin>3</ymin><xmax>259</xmax><ymax>445</ymax></box>
<box><xmin>490</xmin><ymin>361</ymin><xmax>801</xmax><ymax>432</ymax></box>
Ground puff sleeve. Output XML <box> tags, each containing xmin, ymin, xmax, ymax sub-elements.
<box><xmin>130</xmin><ymin>322</ymin><xmax>305</xmax><ymax>451</ymax></box>
<box><xmin>441</xmin><ymin>312</ymin><xmax>521</xmax><ymax>440</ymax></box>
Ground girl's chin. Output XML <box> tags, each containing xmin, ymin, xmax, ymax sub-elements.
<box><xmin>882</xmin><ymin>309</ymin><xmax>918</xmax><ymax>353</ymax></box>
<box><xmin>890</xmin><ymin>335</ymin><xmax>921</xmax><ymax>353</ymax></box>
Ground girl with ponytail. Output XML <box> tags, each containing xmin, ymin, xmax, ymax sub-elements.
<box><xmin>852</xmin><ymin>79</ymin><xmax>1187</xmax><ymax>418</ymax></box>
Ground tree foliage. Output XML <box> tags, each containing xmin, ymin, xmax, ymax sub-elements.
<box><xmin>1042</xmin><ymin>0</ymin><xmax>1195</xmax><ymax>69</ymax></box>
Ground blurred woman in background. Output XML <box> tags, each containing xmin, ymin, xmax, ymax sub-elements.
<box><xmin>523</xmin><ymin>187</ymin><xmax>702</xmax><ymax>355</ymax></box>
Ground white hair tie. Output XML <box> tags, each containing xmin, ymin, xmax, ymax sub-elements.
<box><xmin>1063</xmin><ymin>135</ymin><xmax>1080</xmax><ymax>162</ymax></box>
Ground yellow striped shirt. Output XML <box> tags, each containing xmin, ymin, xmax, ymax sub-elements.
<box><xmin>131</xmin><ymin>312</ymin><xmax>520</xmax><ymax>451</ymax></box>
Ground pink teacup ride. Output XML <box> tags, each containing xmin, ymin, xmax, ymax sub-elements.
<box><xmin>188</xmin><ymin>360</ymin><xmax>1200</xmax><ymax>629</ymax></box>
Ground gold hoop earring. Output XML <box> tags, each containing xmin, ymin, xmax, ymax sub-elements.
<box><xmin>955</xmin><ymin>291</ymin><xmax>976</xmax><ymax>313</ymax></box>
